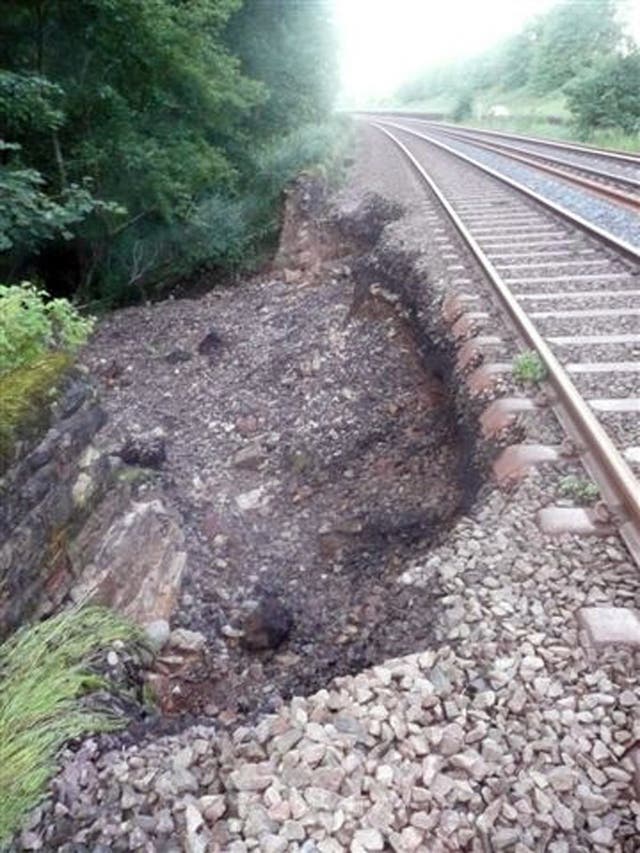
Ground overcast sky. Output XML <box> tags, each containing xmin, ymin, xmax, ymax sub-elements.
<box><xmin>333</xmin><ymin>0</ymin><xmax>640</xmax><ymax>104</ymax></box>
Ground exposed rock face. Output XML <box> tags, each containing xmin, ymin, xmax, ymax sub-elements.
<box><xmin>241</xmin><ymin>595</ymin><xmax>294</xmax><ymax>651</ymax></box>
<box><xmin>69</xmin><ymin>498</ymin><xmax>186</xmax><ymax>626</ymax></box>
<box><xmin>0</xmin><ymin>374</ymin><xmax>111</xmax><ymax>637</ymax></box>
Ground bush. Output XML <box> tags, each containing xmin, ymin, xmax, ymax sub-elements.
<box><xmin>91</xmin><ymin>118</ymin><xmax>353</xmax><ymax>305</ymax></box>
<box><xmin>0</xmin><ymin>282</ymin><xmax>94</xmax><ymax>374</ymax></box>
<box><xmin>566</xmin><ymin>51</ymin><xmax>640</xmax><ymax>135</ymax></box>
<box><xmin>0</xmin><ymin>607</ymin><xmax>146</xmax><ymax>843</ymax></box>
<box><xmin>452</xmin><ymin>92</ymin><xmax>474</xmax><ymax>122</ymax></box>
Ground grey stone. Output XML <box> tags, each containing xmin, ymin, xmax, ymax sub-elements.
<box><xmin>145</xmin><ymin>619</ymin><xmax>171</xmax><ymax>651</ymax></box>
<box><xmin>233</xmin><ymin>443</ymin><xmax>267</xmax><ymax>470</ymax></box>
<box><xmin>353</xmin><ymin>828</ymin><xmax>384</xmax><ymax>850</ymax></box>
<box><xmin>170</xmin><ymin>628</ymin><xmax>206</xmax><ymax>653</ymax></box>
<box><xmin>69</xmin><ymin>498</ymin><xmax>186</xmax><ymax>626</ymax></box>
<box><xmin>229</xmin><ymin>763</ymin><xmax>273</xmax><ymax>791</ymax></box>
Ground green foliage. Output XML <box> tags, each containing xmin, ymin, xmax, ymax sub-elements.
<box><xmin>94</xmin><ymin>117</ymin><xmax>352</xmax><ymax>305</ymax></box>
<box><xmin>0</xmin><ymin>606</ymin><xmax>146</xmax><ymax>843</ymax></box>
<box><xmin>0</xmin><ymin>72</ymin><xmax>65</xmax><ymax>136</ymax></box>
<box><xmin>566</xmin><ymin>50</ymin><xmax>640</xmax><ymax>134</ymax></box>
<box><xmin>530</xmin><ymin>0</ymin><xmax>622</xmax><ymax>94</ymax></box>
<box><xmin>394</xmin><ymin>0</ymin><xmax>634</xmax><ymax>137</ymax></box>
<box><xmin>452</xmin><ymin>92</ymin><xmax>474</xmax><ymax>122</ymax></box>
<box><xmin>0</xmin><ymin>0</ymin><xmax>338</xmax><ymax>302</ymax></box>
<box><xmin>557</xmin><ymin>475</ymin><xmax>599</xmax><ymax>505</ymax></box>
<box><xmin>512</xmin><ymin>350</ymin><xmax>548</xmax><ymax>385</ymax></box>
<box><xmin>225</xmin><ymin>0</ymin><xmax>337</xmax><ymax>139</ymax></box>
<box><xmin>0</xmin><ymin>282</ymin><xmax>94</xmax><ymax>374</ymax></box>
<box><xmin>0</xmin><ymin>353</ymin><xmax>71</xmax><ymax>467</ymax></box>
<box><xmin>0</xmin><ymin>144</ymin><xmax>125</xmax><ymax>255</ymax></box>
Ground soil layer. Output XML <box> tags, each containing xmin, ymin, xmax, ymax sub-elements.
<box><xmin>82</xmin><ymin>181</ymin><xmax>474</xmax><ymax>729</ymax></box>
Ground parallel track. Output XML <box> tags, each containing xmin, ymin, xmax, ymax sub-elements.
<box><xmin>361</xmin><ymin>112</ymin><xmax>640</xmax><ymax>212</ymax></box>
<box><xmin>370</xmin><ymin>119</ymin><xmax>640</xmax><ymax>565</ymax></box>
<box><xmin>425</xmin><ymin>120</ymin><xmax>640</xmax><ymax>167</ymax></box>
<box><xmin>409</xmin><ymin>122</ymin><xmax>640</xmax><ymax>211</ymax></box>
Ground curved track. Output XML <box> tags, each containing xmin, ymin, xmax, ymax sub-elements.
<box><xmin>361</xmin><ymin>113</ymin><xmax>640</xmax><ymax>212</ymax></box>
<box><xmin>369</xmin><ymin>118</ymin><xmax>640</xmax><ymax>566</ymax></box>
<box><xmin>410</xmin><ymin>122</ymin><xmax>640</xmax><ymax>210</ymax></box>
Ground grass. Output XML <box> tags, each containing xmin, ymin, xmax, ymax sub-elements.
<box><xmin>458</xmin><ymin>114</ymin><xmax>640</xmax><ymax>153</ymax></box>
<box><xmin>0</xmin><ymin>606</ymin><xmax>146</xmax><ymax>844</ymax></box>
<box><xmin>557</xmin><ymin>475</ymin><xmax>599</xmax><ymax>505</ymax></box>
<box><xmin>0</xmin><ymin>352</ymin><xmax>71</xmax><ymax>470</ymax></box>
<box><xmin>512</xmin><ymin>350</ymin><xmax>548</xmax><ymax>385</ymax></box>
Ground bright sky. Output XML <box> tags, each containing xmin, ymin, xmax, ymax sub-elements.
<box><xmin>333</xmin><ymin>0</ymin><xmax>640</xmax><ymax>105</ymax></box>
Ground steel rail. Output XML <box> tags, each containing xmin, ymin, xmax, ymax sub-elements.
<box><xmin>426</xmin><ymin>126</ymin><xmax>640</xmax><ymax>189</ymax></box>
<box><xmin>377</xmin><ymin>119</ymin><xmax>640</xmax><ymax>264</ymax></box>
<box><xmin>372</xmin><ymin>120</ymin><xmax>640</xmax><ymax>559</ymax></box>
<box><xmin>367</xmin><ymin>114</ymin><xmax>640</xmax><ymax>167</ymax></box>
<box><xmin>410</xmin><ymin>124</ymin><xmax>640</xmax><ymax>210</ymax></box>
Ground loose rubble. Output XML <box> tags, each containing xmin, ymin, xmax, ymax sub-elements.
<box><xmin>11</xmin><ymin>126</ymin><xmax>640</xmax><ymax>850</ymax></box>
<box><xmin>17</xmin><ymin>476</ymin><xmax>640</xmax><ymax>850</ymax></box>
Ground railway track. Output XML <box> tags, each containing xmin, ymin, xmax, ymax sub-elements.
<box><xmin>362</xmin><ymin>112</ymin><xmax>640</xmax><ymax>215</ymax></box>
<box><xmin>368</xmin><ymin>118</ymin><xmax>640</xmax><ymax>567</ymax></box>
<box><xmin>403</xmin><ymin>121</ymin><xmax>640</xmax><ymax>211</ymax></box>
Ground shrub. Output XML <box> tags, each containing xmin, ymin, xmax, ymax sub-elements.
<box><xmin>0</xmin><ymin>282</ymin><xmax>94</xmax><ymax>375</ymax></box>
<box><xmin>566</xmin><ymin>51</ymin><xmax>640</xmax><ymax>135</ymax></box>
<box><xmin>93</xmin><ymin>118</ymin><xmax>353</xmax><ymax>305</ymax></box>
<box><xmin>0</xmin><ymin>606</ymin><xmax>147</xmax><ymax>843</ymax></box>
<box><xmin>452</xmin><ymin>92</ymin><xmax>474</xmax><ymax>122</ymax></box>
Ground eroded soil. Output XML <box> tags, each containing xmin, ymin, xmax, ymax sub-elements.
<box><xmin>82</xmin><ymin>183</ymin><xmax>475</xmax><ymax>729</ymax></box>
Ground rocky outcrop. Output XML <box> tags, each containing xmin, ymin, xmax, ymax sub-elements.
<box><xmin>69</xmin><ymin>497</ymin><xmax>186</xmax><ymax>625</ymax></box>
<box><xmin>0</xmin><ymin>373</ymin><xmax>111</xmax><ymax>636</ymax></box>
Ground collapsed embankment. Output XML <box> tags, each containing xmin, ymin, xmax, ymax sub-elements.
<box><xmin>4</xmin><ymin>175</ymin><xmax>500</xmax><ymax>743</ymax></box>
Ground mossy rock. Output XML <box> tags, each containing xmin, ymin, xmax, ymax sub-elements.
<box><xmin>0</xmin><ymin>353</ymin><xmax>72</xmax><ymax>471</ymax></box>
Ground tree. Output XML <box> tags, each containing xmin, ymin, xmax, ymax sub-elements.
<box><xmin>224</xmin><ymin>0</ymin><xmax>337</xmax><ymax>139</ymax></box>
<box><xmin>0</xmin><ymin>0</ymin><xmax>338</xmax><ymax>302</ymax></box>
<box><xmin>566</xmin><ymin>50</ymin><xmax>640</xmax><ymax>133</ymax></box>
<box><xmin>530</xmin><ymin>0</ymin><xmax>622</xmax><ymax>93</ymax></box>
<box><xmin>0</xmin><ymin>0</ymin><xmax>262</xmax><ymax>294</ymax></box>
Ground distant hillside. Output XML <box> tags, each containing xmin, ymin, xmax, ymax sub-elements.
<box><xmin>391</xmin><ymin>0</ymin><xmax>640</xmax><ymax>144</ymax></box>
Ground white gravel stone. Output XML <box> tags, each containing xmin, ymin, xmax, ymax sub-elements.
<box><xmin>352</xmin><ymin>828</ymin><xmax>384</xmax><ymax>850</ymax></box>
<box><xmin>590</xmin><ymin>826</ymin><xmax>614</xmax><ymax>845</ymax></box>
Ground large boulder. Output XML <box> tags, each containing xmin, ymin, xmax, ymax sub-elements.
<box><xmin>70</xmin><ymin>498</ymin><xmax>186</xmax><ymax>626</ymax></box>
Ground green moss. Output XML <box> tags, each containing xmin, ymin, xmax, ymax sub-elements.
<box><xmin>0</xmin><ymin>606</ymin><xmax>147</xmax><ymax>843</ymax></box>
<box><xmin>0</xmin><ymin>352</ymin><xmax>71</xmax><ymax>468</ymax></box>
